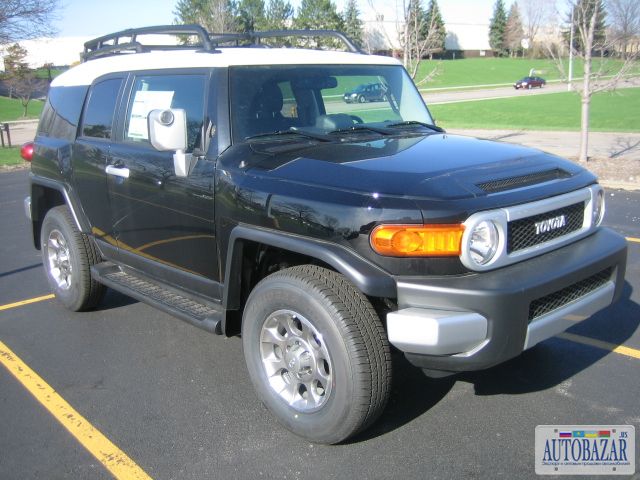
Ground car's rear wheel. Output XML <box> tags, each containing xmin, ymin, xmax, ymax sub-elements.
<box><xmin>41</xmin><ymin>206</ymin><xmax>105</xmax><ymax>311</ymax></box>
<box><xmin>242</xmin><ymin>265</ymin><xmax>392</xmax><ymax>444</ymax></box>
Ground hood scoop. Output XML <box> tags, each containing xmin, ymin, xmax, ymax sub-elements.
<box><xmin>476</xmin><ymin>168</ymin><xmax>571</xmax><ymax>193</ymax></box>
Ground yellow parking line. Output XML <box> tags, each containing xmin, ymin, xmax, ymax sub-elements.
<box><xmin>559</xmin><ymin>332</ymin><xmax>640</xmax><ymax>360</ymax></box>
<box><xmin>627</xmin><ymin>237</ymin><xmax>640</xmax><ymax>244</ymax></box>
<box><xmin>0</xmin><ymin>340</ymin><xmax>152</xmax><ymax>480</ymax></box>
<box><xmin>0</xmin><ymin>294</ymin><xmax>55</xmax><ymax>312</ymax></box>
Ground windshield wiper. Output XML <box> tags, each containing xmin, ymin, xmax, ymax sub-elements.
<box><xmin>386</xmin><ymin>121</ymin><xmax>444</xmax><ymax>133</ymax></box>
<box><xmin>245</xmin><ymin>129</ymin><xmax>332</xmax><ymax>142</ymax></box>
<box><xmin>329</xmin><ymin>125</ymin><xmax>396</xmax><ymax>136</ymax></box>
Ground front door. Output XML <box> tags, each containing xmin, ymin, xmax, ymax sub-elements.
<box><xmin>106</xmin><ymin>71</ymin><xmax>220</xmax><ymax>298</ymax></box>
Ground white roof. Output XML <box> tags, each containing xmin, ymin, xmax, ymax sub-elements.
<box><xmin>51</xmin><ymin>48</ymin><xmax>401</xmax><ymax>87</ymax></box>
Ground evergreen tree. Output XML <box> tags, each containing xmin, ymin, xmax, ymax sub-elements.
<box><xmin>504</xmin><ymin>3</ymin><xmax>524</xmax><ymax>56</ymax></box>
<box><xmin>404</xmin><ymin>0</ymin><xmax>426</xmax><ymax>56</ymax></box>
<box><xmin>294</xmin><ymin>0</ymin><xmax>344</xmax><ymax>31</ymax></box>
<box><xmin>294</xmin><ymin>0</ymin><xmax>344</xmax><ymax>48</ymax></box>
<box><xmin>236</xmin><ymin>0</ymin><xmax>266</xmax><ymax>32</ymax></box>
<box><xmin>173</xmin><ymin>0</ymin><xmax>238</xmax><ymax>33</ymax></box>
<box><xmin>489</xmin><ymin>0</ymin><xmax>507</xmax><ymax>56</ymax></box>
<box><xmin>3</xmin><ymin>43</ymin><xmax>29</xmax><ymax>75</ymax></box>
<box><xmin>264</xmin><ymin>0</ymin><xmax>294</xmax><ymax>30</ymax></box>
<box><xmin>424</xmin><ymin>0</ymin><xmax>446</xmax><ymax>54</ymax></box>
<box><xmin>342</xmin><ymin>0</ymin><xmax>363</xmax><ymax>47</ymax></box>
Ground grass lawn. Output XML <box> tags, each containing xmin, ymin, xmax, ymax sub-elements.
<box><xmin>415</xmin><ymin>57</ymin><xmax>639</xmax><ymax>90</ymax></box>
<box><xmin>0</xmin><ymin>147</ymin><xmax>25</xmax><ymax>167</ymax></box>
<box><xmin>0</xmin><ymin>96</ymin><xmax>44</xmax><ymax>122</ymax></box>
<box><xmin>429</xmin><ymin>87</ymin><xmax>640</xmax><ymax>132</ymax></box>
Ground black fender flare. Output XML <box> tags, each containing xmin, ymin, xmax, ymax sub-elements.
<box><xmin>29</xmin><ymin>174</ymin><xmax>90</xmax><ymax>249</ymax></box>
<box><xmin>222</xmin><ymin>225</ymin><xmax>397</xmax><ymax>312</ymax></box>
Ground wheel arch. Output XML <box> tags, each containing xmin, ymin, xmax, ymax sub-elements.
<box><xmin>29</xmin><ymin>175</ymin><xmax>89</xmax><ymax>250</ymax></box>
<box><xmin>221</xmin><ymin>225</ymin><xmax>396</xmax><ymax>335</ymax></box>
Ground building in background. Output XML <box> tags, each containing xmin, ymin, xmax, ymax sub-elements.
<box><xmin>0</xmin><ymin>37</ymin><xmax>90</xmax><ymax>72</ymax></box>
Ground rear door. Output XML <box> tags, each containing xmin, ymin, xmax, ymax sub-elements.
<box><xmin>72</xmin><ymin>76</ymin><xmax>125</xmax><ymax>239</ymax></box>
<box><xmin>106</xmin><ymin>70</ymin><xmax>221</xmax><ymax>298</ymax></box>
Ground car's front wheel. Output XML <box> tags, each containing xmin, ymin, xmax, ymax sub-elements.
<box><xmin>358</xmin><ymin>95</ymin><xmax>366</xmax><ymax>103</ymax></box>
<box><xmin>242</xmin><ymin>265</ymin><xmax>392</xmax><ymax>444</ymax></box>
<box><xmin>41</xmin><ymin>206</ymin><xmax>105</xmax><ymax>311</ymax></box>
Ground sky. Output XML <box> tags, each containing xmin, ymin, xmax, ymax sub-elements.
<box><xmin>54</xmin><ymin>0</ymin><xmax>519</xmax><ymax>38</ymax></box>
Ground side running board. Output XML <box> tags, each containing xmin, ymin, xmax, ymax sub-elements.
<box><xmin>91</xmin><ymin>262</ymin><xmax>223</xmax><ymax>334</ymax></box>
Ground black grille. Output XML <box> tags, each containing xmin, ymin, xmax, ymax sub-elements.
<box><xmin>507</xmin><ymin>202</ymin><xmax>584</xmax><ymax>253</ymax></box>
<box><xmin>477</xmin><ymin>169</ymin><xmax>570</xmax><ymax>193</ymax></box>
<box><xmin>528</xmin><ymin>268</ymin><xmax>612</xmax><ymax>321</ymax></box>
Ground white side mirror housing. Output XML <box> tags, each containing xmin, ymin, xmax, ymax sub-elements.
<box><xmin>148</xmin><ymin>108</ymin><xmax>197</xmax><ymax>177</ymax></box>
<box><xmin>148</xmin><ymin>109</ymin><xmax>187</xmax><ymax>151</ymax></box>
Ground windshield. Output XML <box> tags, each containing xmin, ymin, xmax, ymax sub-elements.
<box><xmin>229</xmin><ymin>64</ymin><xmax>434</xmax><ymax>142</ymax></box>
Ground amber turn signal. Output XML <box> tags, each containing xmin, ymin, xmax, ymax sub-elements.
<box><xmin>370</xmin><ymin>224</ymin><xmax>464</xmax><ymax>257</ymax></box>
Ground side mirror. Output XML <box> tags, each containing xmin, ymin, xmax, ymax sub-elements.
<box><xmin>148</xmin><ymin>109</ymin><xmax>187</xmax><ymax>151</ymax></box>
<box><xmin>148</xmin><ymin>108</ymin><xmax>196</xmax><ymax>177</ymax></box>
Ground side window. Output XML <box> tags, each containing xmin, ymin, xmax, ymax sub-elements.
<box><xmin>81</xmin><ymin>78</ymin><xmax>122</xmax><ymax>139</ymax></box>
<box><xmin>125</xmin><ymin>74</ymin><xmax>205</xmax><ymax>152</ymax></box>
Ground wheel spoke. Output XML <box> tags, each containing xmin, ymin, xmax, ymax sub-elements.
<box><xmin>258</xmin><ymin>309</ymin><xmax>333</xmax><ymax>413</ymax></box>
<box><xmin>261</xmin><ymin>325</ymin><xmax>286</xmax><ymax>347</ymax></box>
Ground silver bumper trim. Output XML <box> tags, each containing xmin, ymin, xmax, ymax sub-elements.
<box><xmin>386</xmin><ymin>308</ymin><xmax>488</xmax><ymax>355</ymax></box>
<box><xmin>24</xmin><ymin>196</ymin><xmax>31</xmax><ymax>221</ymax></box>
<box><xmin>523</xmin><ymin>281</ymin><xmax>615</xmax><ymax>350</ymax></box>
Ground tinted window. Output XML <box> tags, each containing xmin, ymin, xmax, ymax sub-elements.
<box><xmin>81</xmin><ymin>78</ymin><xmax>122</xmax><ymax>139</ymax></box>
<box><xmin>125</xmin><ymin>74</ymin><xmax>206</xmax><ymax>152</ymax></box>
<box><xmin>38</xmin><ymin>86</ymin><xmax>89</xmax><ymax>140</ymax></box>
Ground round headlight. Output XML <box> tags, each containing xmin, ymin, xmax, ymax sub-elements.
<box><xmin>592</xmin><ymin>189</ymin><xmax>605</xmax><ymax>226</ymax></box>
<box><xmin>468</xmin><ymin>220</ymin><xmax>499</xmax><ymax>265</ymax></box>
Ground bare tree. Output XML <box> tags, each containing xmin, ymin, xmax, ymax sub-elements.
<box><xmin>0</xmin><ymin>0</ymin><xmax>59</xmax><ymax>44</ymax></box>
<box><xmin>504</xmin><ymin>3</ymin><xmax>524</xmax><ymax>57</ymax></box>
<box><xmin>174</xmin><ymin>0</ymin><xmax>238</xmax><ymax>34</ymax></box>
<box><xmin>607</xmin><ymin>0</ymin><xmax>640</xmax><ymax>54</ymax></box>
<box><xmin>11</xmin><ymin>71</ymin><xmax>39</xmax><ymax>117</ymax></box>
<box><xmin>518</xmin><ymin>0</ymin><xmax>555</xmax><ymax>47</ymax></box>
<box><xmin>398</xmin><ymin>0</ymin><xmax>443</xmax><ymax>83</ymax></box>
<box><xmin>546</xmin><ymin>0</ymin><xmax>638</xmax><ymax>162</ymax></box>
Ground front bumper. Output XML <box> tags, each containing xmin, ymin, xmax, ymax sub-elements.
<box><xmin>387</xmin><ymin>228</ymin><xmax>627</xmax><ymax>373</ymax></box>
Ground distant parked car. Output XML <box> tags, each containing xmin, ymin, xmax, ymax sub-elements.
<box><xmin>343</xmin><ymin>82</ymin><xmax>388</xmax><ymax>103</ymax></box>
<box><xmin>514</xmin><ymin>76</ymin><xmax>546</xmax><ymax>89</ymax></box>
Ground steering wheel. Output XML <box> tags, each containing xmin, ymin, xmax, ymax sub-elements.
<box><xmin>350</xmin><ymin>115</ymin><xmax>364</xmax><ymax>124</ymax></box>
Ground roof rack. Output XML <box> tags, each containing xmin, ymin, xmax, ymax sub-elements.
<box><xmin>209</xmin><ymin>30</ymin><xmax>364</xmax><ymax>54</ymax></box>
<box><xmin>82</xmin><ymin>24</ymin><xmax>213</xmax><ymax>62</ymax></box>
<box><xmin>82</xmin><ymin>25</ymin><xmax>364</xmax><ymax>62</ymax></box>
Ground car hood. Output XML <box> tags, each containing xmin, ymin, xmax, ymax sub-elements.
<box><xmin>239</xmin><ymin>133</ymin><xmax>593</xmax><ymax>201</ymax></box>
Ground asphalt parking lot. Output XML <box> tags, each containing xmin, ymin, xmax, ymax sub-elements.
<box><xmin>1</xmin><ymin>169</ymin><xmax>638</xmax><ymax>479</ymax></box>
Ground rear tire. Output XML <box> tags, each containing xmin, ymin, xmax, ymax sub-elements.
<box><xmin>41</xmin><ymin>206</ymin><xmax>105</xmax><ymax>311</ymax></box>
<box><xmin>242</xmin><ymin>265</ymin><xmax>392</xmax><ymax>444</ymax></box>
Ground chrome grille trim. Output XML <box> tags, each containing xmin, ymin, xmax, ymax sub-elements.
<box><xmin>460</xmin><ymin>185</ymin><xmax>602</xmax><ymax>272</ymax></box>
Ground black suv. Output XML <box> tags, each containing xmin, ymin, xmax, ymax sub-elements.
<box><xmin>343</xmin><ymin>82</ymin><xmax>388</xmax><ymax>103</ymax></box>
<box><xmin>23</xmin><ymin>26</ymin><xmax>627</xmax><ymax>444</ymax></box>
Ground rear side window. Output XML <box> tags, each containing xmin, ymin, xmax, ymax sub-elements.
<box><xmin>124</xmin><ymin>74</ymin><xmax>206</xmax><ymax>152</ymax></box>
<box><xmin>38</xmin><ymin>86</ymin><xmax>88</xmax><ymax>141</ymax></box>
<box><xmin>81</xmin><ymin>78</ymin><xmax>122</xmax><ymax>139</ymax></box>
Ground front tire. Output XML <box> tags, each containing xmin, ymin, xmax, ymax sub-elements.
<box><xmin>242</xmin><ymin>265</ymin><xmax>392</xmax><ymax>444</ymax></box>
<box><xmin>358</xmin><ymin>95</ymin><xmax>366</xmax><ymax>103</ymax></box>
<box><xmin>41</xmin><ymin>206</ymin><xmax>105</xmax><ymax>311</ymax></box>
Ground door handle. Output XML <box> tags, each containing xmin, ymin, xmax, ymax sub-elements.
<box><xmin>106</xmin><ymin>165</ymin><xmax>130</xmax><ymax>179</ymax></box>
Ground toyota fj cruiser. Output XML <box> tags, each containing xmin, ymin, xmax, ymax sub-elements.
<box><xmin>23</xmin><ymin>25</ymin><xmax>627</xmax><ymax>444</ymax></box>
